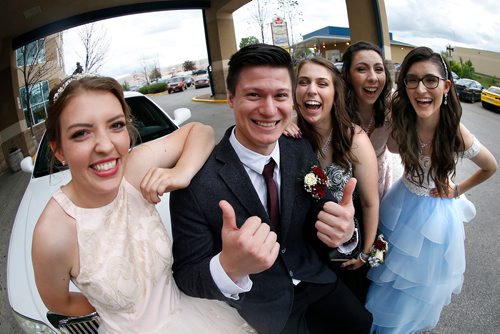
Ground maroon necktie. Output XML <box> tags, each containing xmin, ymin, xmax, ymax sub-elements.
<box><xmin>262</xmin><ymin>159</ymin><xmax>280</xmax><ymax>230</ymax></box>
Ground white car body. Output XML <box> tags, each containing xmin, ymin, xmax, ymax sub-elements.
<box><xmin>7</xmin><ymin>91</ymin><xmax>188</xmax><ymax>333</ymax></box>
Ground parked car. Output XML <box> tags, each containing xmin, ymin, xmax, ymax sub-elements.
<box><xmin>455</xmin><ymin>78</ymin><xmax>484</xmax><ymax>103</ymax></box>
<box><xmin>183</xmin><ymin>75</ymin><xmax>194</xmax><ymax>88</ymax></box>
<box><xmin>451</xmin><ymin>71</ymin><xmax>460</xmax><ymax>83</ymax></box>
<box><xmin>192</xmin><ymin>69</ymin><xmax>208</xmax><ymax>76</ymax></box>
<box><xmin>7</xmin><ymin>91</ymin><xmax>190</xmax><ymax>334</ymax></box>
<box><xmin>167</xmin><ymin>76</ymin><xmax>188</xmax><ymax>93</ymax></box>
<box><xmin>481</xmin><ymin>86</ymin><xmax>500</xmax><ymax>112</ymax></box>
<box><xmin>194</xmin><ymin>75</ymin><xmax>210</xmax><ymax>89</ymax></box>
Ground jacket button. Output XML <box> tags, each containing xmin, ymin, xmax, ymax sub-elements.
<box><xmin>281</xmin><ymin>248</ymin><xmax>286</xmax><ymax>254</ymax></box>
<box><xmin>289</xmin><ymin>270</ymin><xmax>293</xmax><ymax>277</ymax></box>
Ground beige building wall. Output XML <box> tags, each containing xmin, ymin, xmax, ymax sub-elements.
<box><xmin>390</xmin><ymin>45</ymin><xmax>413</xmax><ymax>64</ymax></box>
<box><xmin>451</xmin><ymin>47</ymin><xmax>500</xmax><ymax>78</ymax></box>
<box><xmin>0</xmin><ymin>33</ymin><xmax>65</xmax><ymax>173</ymax></box>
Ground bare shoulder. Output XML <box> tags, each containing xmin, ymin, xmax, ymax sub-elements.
<box><xmin>352</xmin><ymin>124</ymin><xmax>373</xmax><ymax>149</ymax></box>
<box><xmin>33</xmin><ymin>198</ymin><xmax>77</xmax><ymax>263</ymax></box>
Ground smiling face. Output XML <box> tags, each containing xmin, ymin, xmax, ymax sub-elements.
<box><xmin>53</xmin><ymin>90</ymin><xmax>130</xmax><ymax>206</ymax></box>
<box><xmin>349</xmin><ymin>50</ymin><xmax>386</xmax><ymax>108</ymax></box>
<box><xmin>227</xmin><ymin>65</ymin><xmax>293</xmax><ymax>155</ymax></box>
<box><xmin>295</xmin><ymin>62</ymin><xmax>335</xmax><ymax>129</ymax></box>
<box><xmin>405</xmin><ymin>60</ymin><xmax>451</xmax><ymax>123</ymax></box>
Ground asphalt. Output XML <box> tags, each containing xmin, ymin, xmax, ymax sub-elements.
<box><xmin>0</xmin><ymin>170</ymin><xmax>31</xmax><ymax>333</ymax></box>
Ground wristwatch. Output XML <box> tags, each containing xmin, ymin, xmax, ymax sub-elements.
<box><xmin>358</xmin><ymin>252</ymin><xmax>369</xmax><ymax>263</ymax></box>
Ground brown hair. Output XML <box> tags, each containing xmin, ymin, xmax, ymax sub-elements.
<box><xmin>294</xmin><ymin>57</ymin><xmax>355</xmax><ymax>169</ymax></box>
<box><xmin>391</xmin><ymin>46</ymin><xmax>463</xmax><ymax>194</ymax></box>
<box><xmin>341</xmin><ymin>41</ymin><xmax>392</xmax><ymax>128</ymax></box>
<box><xmin>46</xmin><ymin>75</ymin><xmax>137</xmax><ymax>173</ymax></box>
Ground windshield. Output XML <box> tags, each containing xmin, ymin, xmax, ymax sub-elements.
<box><xmin>33</xmin><ymin>95</ymin><xmax>177</xmax><ymax>178</ymax></box>
<box><xmin>487</xmin><ymin>87</ymin><xmax>500</xmax><ymax>94</ymax></box>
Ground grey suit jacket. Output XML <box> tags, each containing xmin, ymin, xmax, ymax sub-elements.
<box><xmin>170</xmin><ymin>127</ymin><xmax>338</xmax><ymax>334</ymax></box>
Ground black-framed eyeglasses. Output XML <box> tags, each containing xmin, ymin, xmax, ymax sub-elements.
<box><xmin>404</xmin><ymin>74</ymin><xmax>446</xmax><ymax>89</ymax></box>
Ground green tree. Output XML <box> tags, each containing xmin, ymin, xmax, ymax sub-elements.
<box><xmin>149</xmin><ymin>66</ymin><xmax>162</xmax><ymax>82</ymax></box>
<box><xmin>122</xmin><ymin>81</ymin><xmax>130</xmax><ymax>91</ymax></box>
<box><xmin>450</xmin><ymin>57</ymin><xmax>475</xmax><ymax>79</ymax></box>
<box><xmin>183</xmin><ymin>60</ymin><xmax>196</xmax><ymax>72</ymax></box>
<box><xmin>239</xmin><ymin>36</ymin><xmax>260</xmax><ymax>49</ymax></box>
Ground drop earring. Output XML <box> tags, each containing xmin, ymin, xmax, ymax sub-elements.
<box><xmin>444</xmin><ymin>93</ymin><xmax>448</xmax><ymax>105</ymax></box>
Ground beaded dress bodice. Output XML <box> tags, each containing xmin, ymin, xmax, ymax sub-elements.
<box><xmin>402</xmin><ymin>137</ymin><xmax>480</xmax><ymax>196</ymax></box>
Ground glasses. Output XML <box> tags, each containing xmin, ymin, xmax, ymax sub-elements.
<box><xmin>404</xmin><ymin>74</ymin><xmax>446</xmax><ymax>89</ymax></box>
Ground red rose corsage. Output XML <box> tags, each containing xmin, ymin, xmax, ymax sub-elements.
<box><xmin>303</xmin><ymin>165</ymin><xmax>332</xmax><ymax>200</ymax></box>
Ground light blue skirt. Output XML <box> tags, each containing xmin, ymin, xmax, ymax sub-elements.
<box><xmin>366</xmin><ymin>178</ymin><xmax>476</xmax><ymax>334</ymax></box>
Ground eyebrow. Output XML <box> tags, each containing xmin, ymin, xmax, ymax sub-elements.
<box><xmin>66</xmin><ymin>114</ymin><xmax>125</xmax><ymax>131</ymax></box>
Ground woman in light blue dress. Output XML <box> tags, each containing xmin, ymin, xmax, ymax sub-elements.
<box><xmin>365</xmin><ymin>47</ymin><xmax>497</xmax><ymax>333</ymax></box>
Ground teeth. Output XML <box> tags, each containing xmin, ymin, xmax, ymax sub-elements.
<box><xmin>255</xmin><ymin>121</ymin><xmax>276</xmax><ymax>127</ymax></box>
<box><xmin>93</xmin><ymin>160</ymin><xmax>116</xmax><ymax>171</ymax></box>
<box><xmin>305</xmin><ymin>100</ymin><xmax>321</xmax><ymax>107</ymax></box>
<box><xmin>365</xmin><ymin>87</ymin><xmax>377</xmax><ymax>92</ymax></box>
<box><xmin>417</xmin><ymin>98</ymin><xmax>432</xmax><ymax>103</ymax></box>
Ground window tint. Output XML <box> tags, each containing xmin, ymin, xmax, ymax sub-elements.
<box><xmin>33</xmin><ymin>95</ymin><xmax>178</xmax><ymax>178</ymax></box>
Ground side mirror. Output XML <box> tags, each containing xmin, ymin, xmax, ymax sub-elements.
<box><xmin>20</xmin><ymin>156</ymin><xmax>34</xmax><ymax>174</ymax></box>
<box><xmin>172</xmin><ymin>108</ymin><xmax>191</xmax><ymax>126</ymax></box>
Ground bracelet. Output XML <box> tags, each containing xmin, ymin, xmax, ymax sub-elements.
<box><xmin>358</xmin><ymin>252</ymin><xmax>369</xmax><ymax>263</ymax></box>
<box><xmin>454</xmin><ymin>183</ymin><xmax>460</xmax><ymax>198</ymax></box>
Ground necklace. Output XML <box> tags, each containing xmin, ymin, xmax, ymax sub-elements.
<box><xmin>361</xmin><ymin>114</ymin><xmax>375</xmax><ymax>136</ymax></box>
<box><xmin>418</xmin><ymin>136</ymin><xmax>432</xmax><ymax>149</ymax></box>
<box><xmin>319</xmin><ymin>129</ymin><xmax>333</xmax><ymax>157</ymax></box>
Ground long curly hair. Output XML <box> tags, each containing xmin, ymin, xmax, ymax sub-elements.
<box><xmin>391</xmin><ymin>47</ymin><xmax>463</xmax><ymax>194</ymax></box>
<box><xmin>294</xmin><ymin>57</ymin><xmax>355</xmax><ymax>169</ymax></box>
<box><xmin>341</xmin><ymin>41</ymin><xmax>392</xmax><ymax>128</ymax></box>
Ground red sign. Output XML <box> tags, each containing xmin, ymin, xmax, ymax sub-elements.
<box><xmin>273</xmin><ymin>16</ymin><xmax>284</xmax><ymax>25</ymax></box>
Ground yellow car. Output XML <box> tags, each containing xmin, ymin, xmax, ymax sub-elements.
<box><xmin>481</xmin><ymin>86</ymin><xmax>500</xmax><ymax>112</ymax></box>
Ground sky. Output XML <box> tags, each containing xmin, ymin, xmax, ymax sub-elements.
<box><xmin>63</xmin><ymin>0</ymin><xmax>500</xmax><ymax>79</ymax></box>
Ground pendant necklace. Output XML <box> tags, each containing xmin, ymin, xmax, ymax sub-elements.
<box><xmin>418</xmin><ymin>135</ymin><xmax>432</xmax><ymax>150</ymax></box>
<box><xmin>361</xmin><ymin>113</ymin><xmax>375</xmax><ymax>136</ymax></box>
<box><xmin>319</xmin><ymin>129</ymin><xmax>333</xmax><ymax>157</ymax></box>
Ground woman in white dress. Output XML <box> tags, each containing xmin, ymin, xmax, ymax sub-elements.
<box><xmin>32</xmin><ymin>75</ymin><xmax>254</xmax><ymax>333</ymax></box>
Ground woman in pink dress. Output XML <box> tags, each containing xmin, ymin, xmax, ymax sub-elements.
<box><xmin>341</xmin><ymin>41</ymin><xmax>394</xmax><ymax>199</ymax></box>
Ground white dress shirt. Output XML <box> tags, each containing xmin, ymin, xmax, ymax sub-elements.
<box><xmin>209</xmin><ymin>129</ymin><xmax>280</xmax><ymax>299</ymax></box>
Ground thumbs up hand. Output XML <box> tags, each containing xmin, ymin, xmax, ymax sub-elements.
<box><xmin>219</xmin><ymin>200</ymin><xmax>280</xmax><ymax>282</ymax></box>
<box><xmin>315</xmin><ymin>178</ymin><xmax>357</xmax><ymax>248</ymax></box>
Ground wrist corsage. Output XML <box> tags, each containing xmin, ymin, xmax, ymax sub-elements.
<box><xmin>303</xmin><ymin>165</ymin><xmax>332</xmax><ymax>200</ymax></box>
<box><xmin>367</xmin><ymin>234</ymin><xmax>388</xmax><ymax>267</ymax></box>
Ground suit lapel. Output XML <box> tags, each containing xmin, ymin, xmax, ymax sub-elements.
<box><xmin>278</xmin><ymin>137</ymin><xmax>301</xmax><ymax>242</ymax></box>
<box><xmin>215</xmin><ymin>131</ymin><xmax>268</xmax><ymax>228</ymax></box>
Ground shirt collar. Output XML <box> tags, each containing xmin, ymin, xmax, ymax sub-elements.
<box><xmin>229</xmin><ymin>128</ymin><xmax>280</xmax><ymax>174</ymax></box>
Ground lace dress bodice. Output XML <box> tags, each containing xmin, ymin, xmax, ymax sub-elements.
<box><xmin>52</xmin><ymin>180</ymin><xmax>178</xmax><ymax>333</ymax></box>
<box><xmin>402</xmin><ymin>136</ymin><xmax>481</xmax><ymax>196</ymax></box>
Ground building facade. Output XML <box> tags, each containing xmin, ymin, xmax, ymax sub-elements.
<box><xmin>0</xmin><ymin>33</ymin><xmax>65</xmax><ymax>173</ymax></box>
<box><xmin>450</xmin><ymin>46</ymin><xmax>500</xmax><ymax>79</ymax></box>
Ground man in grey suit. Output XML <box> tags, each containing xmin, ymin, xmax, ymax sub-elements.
<box><xmin>170</xmin><ymin>43</ymin><xmax>372</xmax><ymax>334</ymax></box>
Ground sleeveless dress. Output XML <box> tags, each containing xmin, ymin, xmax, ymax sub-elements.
<box><xmin>369</xmin><ymin>120</ymin><xmax>392</xmax><ymax>199</ymax></box>
<box><xmin>52</xmin><ymin>179</ymin><xmax>255</xmax><ymax>334</ymax></box>
<box><xmin>365</xmin><ymin>137</ymin><xmax>481</xmax><ymax>333</ymax></box>
<box><xmin>324</xmin><ymin>162</ymin><xmax>370</xmax><ymax>302</ymax></box>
